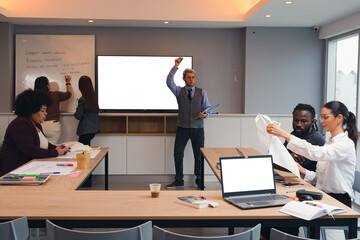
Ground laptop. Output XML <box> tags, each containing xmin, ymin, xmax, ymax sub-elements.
<box><xmin>220</xmin><ymin>155</ymin><xmax>291</xmax><ymax>209</ymax></box>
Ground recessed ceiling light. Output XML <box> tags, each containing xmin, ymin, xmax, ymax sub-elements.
<box><xmin>285</xmin><ymin>1</ymin><xmax>292</xmax><ymax>4</ymax></box>
<box><xmin>88</xmin><ymin>20</ymin><xmax>93</xmax><ymax>23</ymax></box>
<box><xmin>265</xmin><ymin>15</ymin><xmax>271</xmax><ymax>18</ymax></box>
<box><xmin>163</xmin><ymin>21</ymin><xmax>169</xmax><ymax>24</ymax></box>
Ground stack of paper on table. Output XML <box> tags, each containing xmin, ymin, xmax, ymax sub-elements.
<box><xmin>176</xmin><ymin>196</ymin><xmax>210</xmax><ymax>209</ymax></box>
<box><xmin>10</xmin><ymin>161</ymin><xmax>77</xmax><ymax>175</ymax></box>
<box><xmin>176</xmin><ymin>196</ymin><xmax>219</xmax><ymax>209</ymax></box>
<box><xmin>53</xmin><ymin>149</ymin><xmax>101</xmax><ymax>159</ymax></box>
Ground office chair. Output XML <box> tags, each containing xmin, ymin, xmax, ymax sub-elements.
<box><xmin>46</xmin><ymin>220</ymin><xmax>152</xmax><ymax>240</ymax></box>
<box><xmin>153</xmin><ymin>223</ymin><xmax>261</xmax><ymax>240</ymax></box>
<box><xmin>0</xmin><ymin>216</ymin><xmax>29</xmax><ymax>240</ymax></box>
<box><xmin>270</xmin><ymin>228</ymin><xmax>316</xmax><ymax>240</ymax></box>
<box><xmin>320</xmin><ymin>170</ymin><xmax>360</xmax><ymax>240</ymax></box>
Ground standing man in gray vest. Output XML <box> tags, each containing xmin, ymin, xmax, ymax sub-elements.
<box><xmin>165</xmin><ymin>57</ymin><xmax>212</xmax><ymax>190</ymax></box>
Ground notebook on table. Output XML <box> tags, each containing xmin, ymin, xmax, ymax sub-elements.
<box><xmin>220</xmin><ymin>155</ymin><xmax>291</xmax><ymax>209</ymax></box>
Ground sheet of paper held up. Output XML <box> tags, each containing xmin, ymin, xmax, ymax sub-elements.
<box><xmin>11</xmin><ymin>161</ymin><xmax>77</xmax><ymax>175</ymax></box>
<box><xmin>255</xmin><ymin>114</ymin><xmax>300</xmax><ymax>178</ymax></box>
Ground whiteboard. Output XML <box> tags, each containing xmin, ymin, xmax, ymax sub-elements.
<box><xmin>16</xmin><ymin>35</ymin><xmax>95</xmax><ymax>112</ymax></box>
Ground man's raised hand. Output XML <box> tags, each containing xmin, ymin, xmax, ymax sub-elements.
<box><xmin>175</xmin><ymin>57</ymin><xmax>183</xmax><ymax>68</ymax></box>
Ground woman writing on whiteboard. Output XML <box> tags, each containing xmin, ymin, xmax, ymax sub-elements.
<box><xmin>34</xmin><ymin>75</ymin><xmax>72</xmax><ymax>145</ymax></box>
<box><xmin>0</xmin><ymin>89</ymin><xmax>69</xmax><ymax>176</ymax></box>
<box><xmin>267</xmin><ymin>101</ymin><xmax>357</xmax><ymax>207</ymax></box>
<box><xmin>74</xmin><ymin>75</ymin><xmax>100</xmax><ymax>146</ymax></box>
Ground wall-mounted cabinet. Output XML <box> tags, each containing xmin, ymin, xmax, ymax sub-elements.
<box><xmin>100</xmin><ymin>115</ymin><xmax>127</xmax><ymax>134</ymax></box>
<box><xmin>98</xmin><ymin>113</ymin><xmax>178</xmax><ymax>135</ymax></box>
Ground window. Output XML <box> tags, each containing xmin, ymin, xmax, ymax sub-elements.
<box><xmin>326</xmin><ymin>33</ymin><xmax>360</xmax><ymax>203</ymax></box>
<box><xmin>326</xmin><ymin>34</ymin><xmax>359</xmax><ymax>114</ymax></box>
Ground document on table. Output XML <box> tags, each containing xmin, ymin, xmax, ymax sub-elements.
<box><xmin>255</xmin><ymin>114</ymin><xmax>300</xmax><ymax>178</ymax></box>
<box><xmin>11</xmin><ymin>161</ymin><xmax>77</xmax><ymax>175</ymax></box>
<box><xmin>280</xmin><ymin>201</ymin><xmax>346</xmax><ymax>221</ymax></box>
<box><xmin>52</xmin><ymin>149</ymin><xmax>101</xmax><ymax>159</ymax></box>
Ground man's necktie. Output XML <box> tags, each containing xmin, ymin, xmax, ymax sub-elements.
<box><xmin>188</xmin><ymin>88</ymin><xmax>192</xmax><ymax>101</ymax></box>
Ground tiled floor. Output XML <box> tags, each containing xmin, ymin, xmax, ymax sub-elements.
<box><xmin>31</xmin><ymin>181</ymin><xmax>360</xmax><ymax>239</ymax></box>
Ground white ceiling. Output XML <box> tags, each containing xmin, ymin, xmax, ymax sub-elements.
<box><xmin>246</xmin><ymin>0</ymin><xmax>360</xmax><ymax>27</ymax></box>
<box><xmin>1</xmin><ymin>0</ymin><xmax>360</xmax><ymax>28</ymax></box>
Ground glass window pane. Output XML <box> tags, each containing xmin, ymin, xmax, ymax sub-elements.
<box><xmin>335</xmin><ymin>35</ymin><xmax>358</xmax><ymax>113</ymax></box>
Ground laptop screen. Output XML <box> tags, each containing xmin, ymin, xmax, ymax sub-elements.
<box><xmin>220</xmin><ymin>155</ymin><xmax>276</xmax><ymax>197</ymax></box>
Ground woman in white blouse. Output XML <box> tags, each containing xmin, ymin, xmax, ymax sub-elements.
<box><xmin>267</xmin><ymin>101</ymin><xmax>358</xmax><ymax>207</ymax></box>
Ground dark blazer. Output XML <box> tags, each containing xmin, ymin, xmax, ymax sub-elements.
<box><xmin>0</xmin><ymin>116</ymin><xmax>58</xmax><ymax>176</ymax></box>
<box><xmin>74</xmin><ymin>98</ymin><xmax>100</xmax><ymax>136</ymax></box>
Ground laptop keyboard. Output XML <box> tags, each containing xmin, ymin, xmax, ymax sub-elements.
<box><xmin>231</xmin><ymin>194</ymin><xmax>286</xmax><ymax>203</ymax></box>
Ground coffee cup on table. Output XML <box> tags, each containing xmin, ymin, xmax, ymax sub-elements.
<box><xmin>149</xmin><ymin>183</ymin><xmax>161</xmax><ymax>198</ymax></box>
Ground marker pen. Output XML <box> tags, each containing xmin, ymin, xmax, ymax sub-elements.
<box><xmin>305</xmin><ymin>202</ymin><xmax>322</xmax><ymax>208</ymax></box>
<box><xmin>56</xmin><ymin>163</ymin><xmax>74</xmax><ymax>166</ymax></box>
<box><xmin>199</xmin><ymin>195</ymin><xmax>206</xmax><ymax>200</ymax></box>
<box><xmin>281</xmin><ymin>194</ymin><xmax>296</xmax><ymax>200</ymax></box>
<box><xmin>21</xmin><ymin>174</ymin><xmax>39</xmax><ymax>177</ymax></box>
<box><xmin>286</xmin><ymin>189</ymin><xmax>305</xmax><ymax>193</ymax></box>
<box><xmin>67</xmin><ymin>170</ymin><xmax>82</xmax><ymax>175</ymax></box>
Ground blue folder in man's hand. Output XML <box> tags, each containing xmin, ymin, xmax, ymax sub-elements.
<box><xmin>195</xmin><ymin>103</ymin><xmax>220</xmax><ymax>119</ymax></box>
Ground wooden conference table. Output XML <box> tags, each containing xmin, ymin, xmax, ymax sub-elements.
<box><xmin>0</xmin><ymin>147</ymin><xmax>358</xmax><ymax>239</ymax></box>
<box><xmin>0</xmin><ymin>147</ymin><xmax>109</xmax><ymax>191</ymax></box>
<box><xmin>201</xmin><ymin>147</ymin><xmax>360</xmax><ymax>238</ymax></box>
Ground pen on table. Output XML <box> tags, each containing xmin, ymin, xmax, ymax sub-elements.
<box><xmin>305</xmin><ymin>202</ymin><xmax>322</xmax><ymax>208</ymax></box>
<box><xmin>199</xmin><ymin>195</ymin><xmax>206</xmax><ymax>200</ymax></box>
<box><xmin>21</xmin><ymin>174</ymin><xmax>39</xmax><ymax>177</ymax></box>
<box><xmin>40</xmin><ymin>172</ymin><xmax>61</xmax><ymax>175</ymax></box>
<box><xmin>286</xmin><ymin>189</ymin><xmax>305</xmax><ymax>193</ymax></box>
<box><xmin>67</xmin><ymin>170</ymin><xmax>82</xmax><ymax>175</ymax></box>
<box><xmin>236</xmin><ymin>148</ymin><xmax>244</xmax><ymax>156</ymax></box>
<box><xmin>281</xmin><ymin>194</ymin><xmax>296</xmax><ymax>200</ymax></box>
<box><xmin>56</xmin><ymin>163</ymin><xmax>74</xmax><ymax>167</ymax></box>
<box><xmin>282</xmin><ymin>182</ymin><xmax>304</xmax><ymax>186</ymax></box>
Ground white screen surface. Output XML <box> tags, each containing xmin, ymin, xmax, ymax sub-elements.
<box><xmin>221</xmin><ymin>157</ymin><xmax>275</xmax><ymax>193</ymax></box>
<box><xmin>97</xmin><ymin>56</ymin><xmax>192</xmax><ymax>111</ymax></box>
